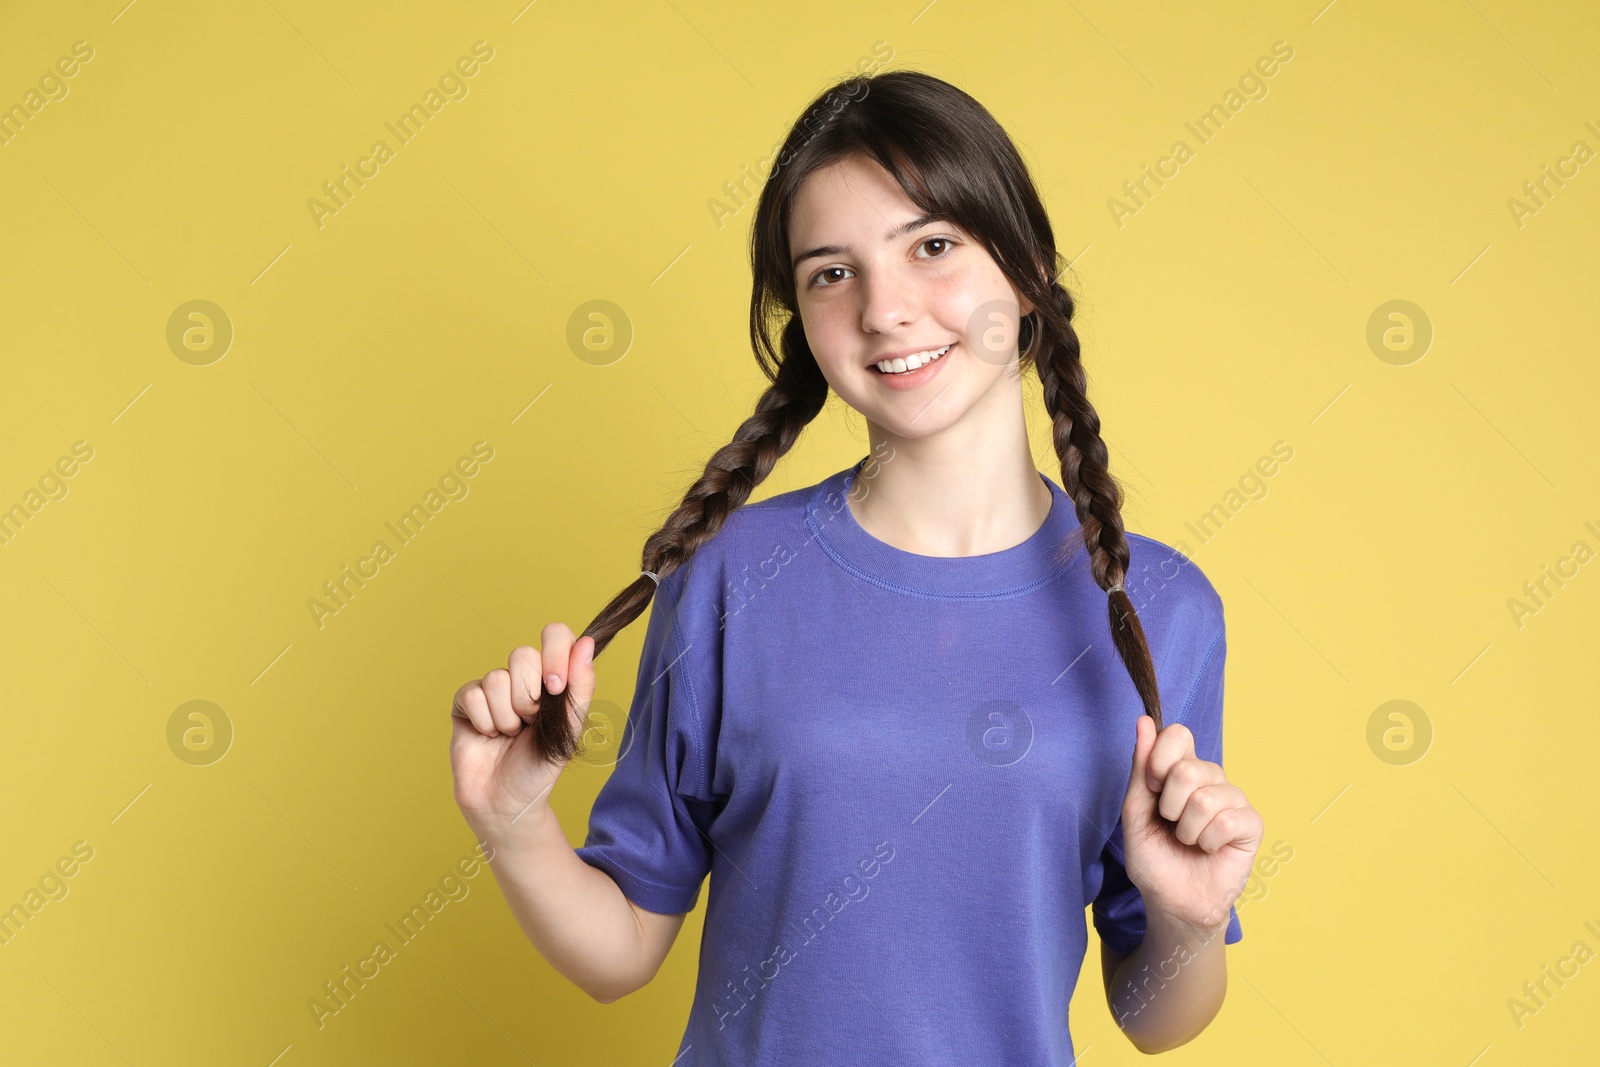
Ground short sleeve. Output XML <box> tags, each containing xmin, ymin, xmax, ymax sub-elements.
<box><xmin>1091</xmin><ymin>629</ymin><xmax>1243</xmax><ymax>955</ymax></box>
<box><xmin>573</xmin><ymin>571</ymin><xmax>718</xmax><ymax>915</ymax></box>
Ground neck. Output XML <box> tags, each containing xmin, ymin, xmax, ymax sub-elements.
<box><xmin>850</xmin><ymin>389</ymin><xmax>1052</xmax><ymax>558</ymax></box>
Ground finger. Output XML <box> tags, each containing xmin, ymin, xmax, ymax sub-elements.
<box><xmin>1196</xmin><ymin>800</ymin><xmax>1264</xmax><ymax>856</ymax></box>
<box><xmin>508</xmin><ymin>645</ymin><xmax>542</xmax><ymax>723</ymax></box>
<box><xmin>1155</xmin><ymin>755</ymin><xmax>1227</xmax><ymax>823</ymax></box>
<box><xmin>480</xmin><ymin>668</ymin><xmax>521</xmax><ymax>736</ymax></box>
<box><xmin>452</xmin><ymin>679</ymin><xmax>496</xmax><ymax>737</ymax></box>
<box><xmin>541</xmin><ymin>622</ymin><xmax>575</xmax><ymax>696</ymax></box>
<box><xmin>565</xmin><ymin>636</ymin><xmax>597</xmax><ymax>725</ymax></box>
<box><xmin>1145</xmin><ymin>722</ymin><xmax>1196</xmax><ymax>793</ymax></box>
<box><xmin>546</xmin><ymin>636</ymin><xmax>597</xmax><ymax>754</ymax></box>
<box><xmin>1123</xmin><ymin>714</ymin><xmax>1160</xmax><ymax>824</ymax></box>
<box><xmin>1172</xmin><ymin>782</ymin><xmax>1246</xmax><ymax>847</ymax></box>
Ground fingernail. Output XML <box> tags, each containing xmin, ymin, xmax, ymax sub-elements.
<box><xmin>1147</xmin><ymin>776</ymin><xmax>1161</xmax><ymax>791</ymax></box>
<box><xmin>547</xmin><ymin>673</ymin><xmax>563</xmax><ymax>693</ymax></box>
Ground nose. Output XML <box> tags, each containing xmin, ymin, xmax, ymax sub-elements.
<box><xmin>857</xmin><ymin>264</ymin><xmax>919</xmax><ymax>336</ymax></box>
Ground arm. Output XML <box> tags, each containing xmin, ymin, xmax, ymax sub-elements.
<box><xmin>1097</xmin><ymin>705</ymin><xmax>1258</xmax><ymax>1053</ymax></box>
<box><xmin>1099</xmin><ymin>909</ymin><xmax>1230</xmax><ymax>1053</ymax></box>
<box><xmin>476</xmin><ymin>803</ymin><xmax>689</xmax><ymax>1003</ymax></box>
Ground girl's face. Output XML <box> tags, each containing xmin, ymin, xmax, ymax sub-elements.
<box><xmin>788</xmin><ymin>153</ymin><xmax>1035</xmax><ymax>441</ymax></box>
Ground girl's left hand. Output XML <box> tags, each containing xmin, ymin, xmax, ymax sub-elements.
<box><xmin>1120</xmin><ymin>714</ymin><xmax>1263</xmax><ymax>935</ymax></box>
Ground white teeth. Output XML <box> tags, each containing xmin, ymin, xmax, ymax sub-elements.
<box><xmin>877</xmin><ymin>343</ymin><xmax>951</xmax><ymax>374</ymax></box>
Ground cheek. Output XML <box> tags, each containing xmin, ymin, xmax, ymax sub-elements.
<box><xmin>927</xmin><ymin>266</ymin><xmax>994</xmax><ymax>325</ymax></box>
<box><xmin>948</xmin><ymin>275</ymin><xmax>1028</xmax><ymax>352</ymax></box>
<box><xmin>798</xmin><ymin>302</ymin><xmax>855</xmax><ymax>366</ymax></box>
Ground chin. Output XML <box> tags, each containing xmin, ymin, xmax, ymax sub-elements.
<box><xmin>867</xmin><ymin>404</ymin><xmax>968</xmax><ymax>441</ymax></box>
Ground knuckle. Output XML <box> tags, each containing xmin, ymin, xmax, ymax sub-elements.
<box><xmin>459</xmin><ymin>688</ymin><xmax>488</xmax><ymax>723</ymax></box>
<box><xmin>510</xmin><ymin>677</ymin><xmax>537</xmax><ymax>711</ymax></box>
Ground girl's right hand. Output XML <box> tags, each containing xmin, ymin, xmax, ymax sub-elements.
<box><xmin>450</xmin><ymin>623</ymin><xmax>596</xmax><ymax>836</ymax></box>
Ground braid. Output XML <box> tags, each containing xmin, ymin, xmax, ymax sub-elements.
<box><xmin>529</xmin><ymin>335</ymin><xmax>830</xmax><ymax>763</ymax></box>
<box><xmin>1031</xmin><ymin>283</ymin><xmax>1165</xmax><ymax>731</ymax></box>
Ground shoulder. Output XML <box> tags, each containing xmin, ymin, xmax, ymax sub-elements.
<box><xmin>640</xmin><ymin>478</ymin><xmax>826</xmax><ymax>754</ymax></box>
<box><xmin>1120</xmin><ymin>532</ymin><xmax>1226</xmax><ymax>716</ymax></box>
<box><xmin>664</xmin><ymin>476</ymin><xmax>827</xmax><ymax>592</ymax></box>
<box><xmin>1119</xmin><ymin>533</ymin><xmax>1230</xmax><ymax>745</ymax></box>
<box><xmin>738</xmin><ymin>477</ymin><xmax>823</xmax><ymax>525</ymax></box>
<box><xmin>1122</xmin><ymin>531</ymin><xmax>1224</xmax><ymax>639</ymax></box>
<box><xmin>651</xmin><ymin>474</ymin><xmax>827</xmax><ymax>631</ymax></box>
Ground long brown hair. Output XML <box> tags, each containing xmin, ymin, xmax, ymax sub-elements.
<box><xmin>530</xmin><ymin>69</ymin><xmax>1163</xmax><ymax>763</ymax></box>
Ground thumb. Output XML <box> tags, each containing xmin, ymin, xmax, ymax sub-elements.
<box><xmin>564</xmin><ymin>636</ymin><xmax>598</xmax><ymax>738</ymax></box>
<box><xmin>1123</xmin><ymin>714</ymin><xmax>1159</xmax><ymax>825</ymax></box>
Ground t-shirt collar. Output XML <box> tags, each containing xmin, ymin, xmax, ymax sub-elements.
<box><xmin>803</xmin><ymin>458</ymin><xmax>1085</xmax><ymax>600</ymax></box>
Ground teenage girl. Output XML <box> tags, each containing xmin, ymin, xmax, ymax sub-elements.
<box><xmin>450</xmin><ymin>70</ymin><xmax>1263</xmax><ymax>1064</ymax></box>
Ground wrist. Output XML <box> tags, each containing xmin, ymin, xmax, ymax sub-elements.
<box><xmin>464</xmin><ymin>800</ymin><xmax>563</xmax><ymax>857</ymax></box>
<box><xmin>1144</xmin><ymin>900</ymin><xmax>1230</xmax><ymax>947</ymax></box>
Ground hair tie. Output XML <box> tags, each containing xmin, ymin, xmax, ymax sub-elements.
<box><xmin>640</xmin><ymin>570</ymin><xmax>659</xmax><ymax>585</ymax></box>
<box><xmin>1107</xmin><ymin>582</ymin><xmax>1123</xmax><ymax>594</ymax></box>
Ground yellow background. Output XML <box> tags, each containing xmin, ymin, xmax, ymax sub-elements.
<box><xmin>2</xmin><ymin>0</ymin><xmax>1596</xmax><ymax>1063</ymax></box>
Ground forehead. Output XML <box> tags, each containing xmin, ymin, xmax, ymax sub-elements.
<box><xmin>788</xmin><ymin>155</ymin><xmax>918</xmax><ymax>240</ymax></box>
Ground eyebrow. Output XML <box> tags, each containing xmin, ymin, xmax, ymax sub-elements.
<box><xmin>790</xmin><ymin>213</ymin><xmax>944</xmax><ymax>273</ymax></box>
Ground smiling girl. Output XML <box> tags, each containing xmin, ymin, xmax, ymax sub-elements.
<box><xmin>450</xmin><ymin>69</ymin><xmax>1263</xmax><ymax>1064</ymax></box>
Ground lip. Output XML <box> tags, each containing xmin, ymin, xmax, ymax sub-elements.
<box><xmin>871</xmin><ymin>341</ymin><xmax>955</xmax><ymax>391</ymax></box>
<box><xmin>867</xmin><ymin>341</ymin><xmax>959</xmax><ymax>368</ymax></box>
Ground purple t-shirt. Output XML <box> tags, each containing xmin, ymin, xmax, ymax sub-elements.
<box><xmin>574</xmin><ymin>457</ymin><xmax>1242</xmax><ymax>1064</ymax></box>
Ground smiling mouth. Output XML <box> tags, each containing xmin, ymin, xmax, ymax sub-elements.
<box><xmin>872</xmin><ymin>343</ymin><xmax>954</xmax><ymax>375</ymax></box>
